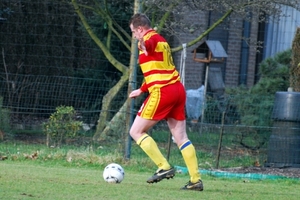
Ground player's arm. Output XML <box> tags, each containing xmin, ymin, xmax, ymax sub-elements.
<box><xmin>139</xmin><ymin>38</ymin><xmax>148</xmax><ymax>56</ymax></box>
<box><xmin>129</xmin><ymin>81</ymin><xmax>148</xmax><ymax>98</ymax></box>
<box><xmin>129</xmin><ymin>89</ymin><xmax>143</xmax><ymax>98</ymax></box>
<box><xmin>139</xmin><ymin>36</ymin><xmax>155</xmax><ymax>56</ymax></box>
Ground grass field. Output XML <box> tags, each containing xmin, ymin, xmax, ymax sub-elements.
<box><xmin>0</xmin><ymin>138</ymin><xmax>299</xmax><ymax>200</ymax></box>
<box><xmin>1</xmin><ymin>161</ymin><xmax>299</xmax><ymax>200</ymax></box>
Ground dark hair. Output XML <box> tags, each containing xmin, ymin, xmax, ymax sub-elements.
<box><xmin>129</xmin><ymin>13</ymin><xmax>151</xmax><ymax>28</ymax></box>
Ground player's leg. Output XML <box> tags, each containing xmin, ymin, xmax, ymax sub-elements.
<box><xmin>167</xmin><ymin>119</ymin><xmax>203</xmax><ymax>191</ymax></box>
<box><xmin>167</xmin><ymin>118</ymin><xmax>202</xmax><ymax>188</ymax></box>
<box><xmin>166</xmin><ymin>82</ymin><xmax>203</xmax><ymax>191</ymax></box>
<box><xmin>130</xmin><ymin>116</ymin><xmax>174</xmax><ymax>183</ymax></box>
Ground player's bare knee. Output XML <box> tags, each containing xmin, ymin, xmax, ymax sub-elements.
<box><xmin>129</xmin><ymin>129</ymin><xmax>137</xmax><ymax>140</ymax></box>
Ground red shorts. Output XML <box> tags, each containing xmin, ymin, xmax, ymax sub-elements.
<box><xmin>137</xmin><ymin>82</ymin><xmax>186</xmax><ymax>120</ymax></box>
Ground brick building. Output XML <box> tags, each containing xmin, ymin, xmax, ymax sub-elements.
<box><xmin>171</xmin><ymin>6</ymin><xmax>300</xmax><ymax>91</ymax></box>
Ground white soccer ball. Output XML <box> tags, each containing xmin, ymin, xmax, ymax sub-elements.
<box><xmin>103</xmin><ymin>163</ymin><xmax>125</xmax><ymax>183</ymax></box>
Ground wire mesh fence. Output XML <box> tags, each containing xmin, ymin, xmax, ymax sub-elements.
<box><xmin>1</xmin><ymin>75</ymin><xmax>299</xmax><ymax>169</ymax></box>
<box><xmin>1</xmin><ymin>0</ymin><xmax>300</xmax><ymax>169</ymax></box>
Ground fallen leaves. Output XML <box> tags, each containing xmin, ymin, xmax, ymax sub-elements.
<box><xmin>23</xmin><ymin>152</ymin><xmax>38</xmax><ymax>160</ymax></box>
<box><xmin>0</xmin><ymin>155</ymin><xmax>8</xmax><ymax>160</ymax></box>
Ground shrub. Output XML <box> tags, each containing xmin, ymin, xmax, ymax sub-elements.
<box><xmin>226</xmin><ymin>49</ymin><xmax>291</xmax><ymax>126</ymax></box>
<box><xmin>223</xmin><ymin>49</ymin><xmax>291</xmax><ymax>150</ymax></box>
<box><xmin>43</xmin><ymin>106</ymin><xmax>83</xmax><ymax>147</ymax></box>
<box><xmin>0</xmin><ymin>96</ymin><xmax>10</xmax><ymax>140</ymax></box>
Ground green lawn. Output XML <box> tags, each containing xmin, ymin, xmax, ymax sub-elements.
<box><xmin>0</xmin><ymin>161</ymin><xmax>299</xmax><ymax>200</ymax></box>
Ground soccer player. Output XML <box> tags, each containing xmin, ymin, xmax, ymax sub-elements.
<box><xmin>128</xmin><ymin>13</ymin><xmax>203</xmax><ymax>191</ymax></box>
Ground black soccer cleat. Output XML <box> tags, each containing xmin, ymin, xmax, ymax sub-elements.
<box><xmin>147</xmin><ymin>167</ymin><xmax>175</xmax><ymax>183</ymax></box>
<box><xmin>181</xmin><ymin>180</ymin><xmax>204</xmax><ymax>191</ymax></box>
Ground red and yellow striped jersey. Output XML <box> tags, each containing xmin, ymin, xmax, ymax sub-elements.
<box><xmin>139</xmin><ymin>30</ymin><xmax>180</xmax><ymax>93</ymax></box>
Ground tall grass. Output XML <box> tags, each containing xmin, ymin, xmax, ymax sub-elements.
<box><xmin>0</xmin><ymin>134</ymin><xmax>257</xmax><ymax>171</ymax></box>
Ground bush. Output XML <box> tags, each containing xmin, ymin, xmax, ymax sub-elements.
<box><xmin>222</xmin><ymin>50</ymin><xmax>291</xmax><ymax>150</ymax></box>
<box><xmin>0</xmin><ymin>96</ymin><xmax>10</xmax><ymax>140</ymax></box>
<box><xmin>226</xmin><ymin>49</ymin><xmax>291</xmax><ymax>126</ymax></box>
<box><xmin>43</xmin><ymin>106</ymin><xmax>83</xmax><ymax>147</ymax></box>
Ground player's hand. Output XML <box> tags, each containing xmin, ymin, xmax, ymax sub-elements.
<box><xmin>129</xmin><ymin>89</ymin><xmax>142</xmax><ymax>98</ymax></box>
<box><xmin>139</xmin><ymin>38</ymin><xmax>148</xmax><ymax>56</ymax></box>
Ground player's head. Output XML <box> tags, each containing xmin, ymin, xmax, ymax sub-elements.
<box><xmin>129</xmin><ymin>13</ymin><xmax>151</xmax><ymax>28</ymax></box>
<box><xmin>129</xmin><ymin>13</ymin><xmax>151</xmax><ymax>40</ymax></box>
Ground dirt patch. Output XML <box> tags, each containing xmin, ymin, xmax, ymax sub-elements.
<box><xmin>219</xmin><ymin>166</ymin><xmax>300</xmax><ymax>179</ymax></box>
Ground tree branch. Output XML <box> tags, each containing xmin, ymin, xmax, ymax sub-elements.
<box><xmin>71</xmin><ymin>0</ymin><xmax>128</xmax><ymax>74</ymax></box>
<box><xmin>171</xmin><ymin>9</ymin><xmax>233</xmax><ymax>52</ymax></box>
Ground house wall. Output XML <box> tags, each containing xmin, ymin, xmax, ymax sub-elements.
<box><xmin>171</xmin><ymin>11</ymin><xmax>209</xmax><ymax>90</ymax></box>
<box><xmin>224</xmin><ymin>18</ymin><xmax>243</xmax><ymax>87</ymax></box>
<box><xmin>247</xmin><ymin>19</ymin><xmax>259</xmax><ymax>87</ymax></box>
<box><xmin>171</xmin><ymin>11</ymin><xmax>259</xmax><ymax>89</ymax></box>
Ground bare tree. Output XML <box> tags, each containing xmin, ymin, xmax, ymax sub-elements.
<box><xmin>70</xmin><ymin>0</ymin><xmax>300</xmax><ymax>141</ymax></box>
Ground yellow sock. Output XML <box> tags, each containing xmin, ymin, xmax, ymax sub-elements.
<box><xmin>180</xmin><ymin>140</ymin><xmax>201</xmax><ymax>183</ymax></box>
<box><xmin>137</xmin><ymin>134</ymin><xmax>171</xmax><ymax>170</ymax></box>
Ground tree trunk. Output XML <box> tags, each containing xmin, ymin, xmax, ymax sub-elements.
<box><xmin>93</xmin><ymin>74</ymin><xmax>129</xmax><ymax>141</ymax></box>
<box><xmin>94</xmin><ymin>98</ymin><xmax>129</xmax><ymax>142</ymax></box>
